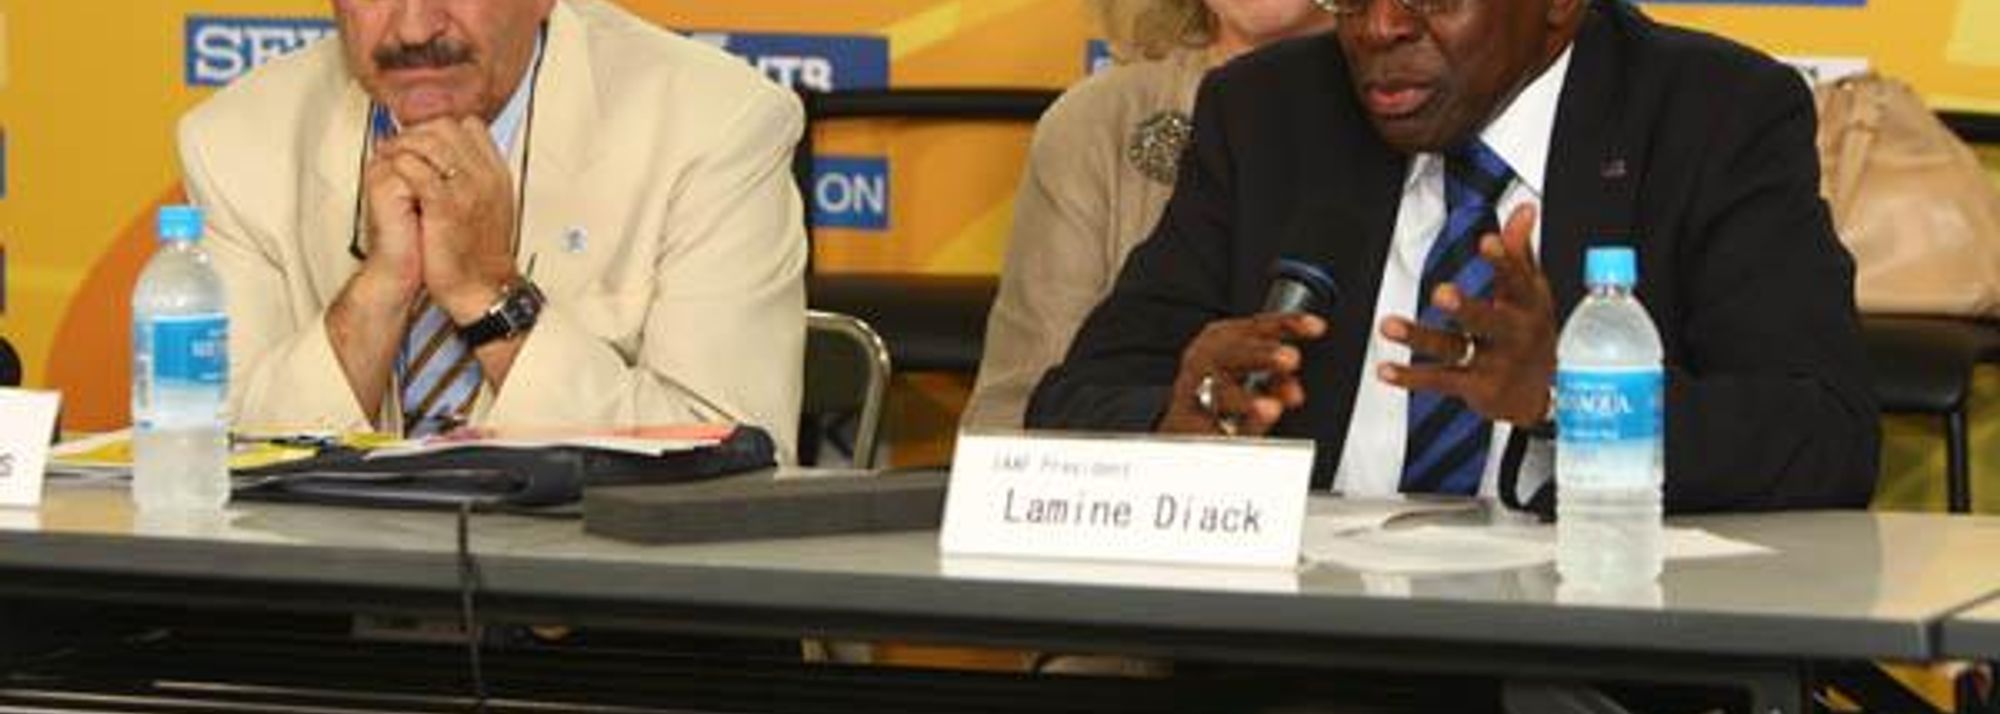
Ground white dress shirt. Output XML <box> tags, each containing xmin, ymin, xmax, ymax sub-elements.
<box><xmin>1332</xmin><ymin>45</ymin><xmax>1574</xmax><ymax>500</ymax></box>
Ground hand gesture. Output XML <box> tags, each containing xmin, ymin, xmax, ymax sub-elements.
<box><xmin>1159</xmin><ymin>313</ymin><xmax>1326</xmax><ymax>436</ymax></box>
<box><xmin>1378</xmin><ymin>204</ymin><xmax>1558</xmax><ymax>425</ymax></box>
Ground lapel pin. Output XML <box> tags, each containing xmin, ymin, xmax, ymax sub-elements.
<box><xmin>1601</xmin><ymin>159</ymin><xmax>1629</xmax><ymax>179</ymax></box>
<box><xmin>563</xmin><ymin>226</ymin><xmax>588</xmax><ymax>254</ymax></box>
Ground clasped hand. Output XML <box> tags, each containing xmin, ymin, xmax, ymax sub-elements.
<box><xmin>358</xmin><ymin>116</ymin><xmax>518</xmax><ymax>324</ymax></box>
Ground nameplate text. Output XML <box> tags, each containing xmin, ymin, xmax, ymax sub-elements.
<box><xmin>941</xmin><ymin>431</ymin><xmax>1313</xmax><ymax>568</ymax></box>
<box><xmin>0</xmin><ymin>388</ymin><xmax>60</xmax><ymax>508</ymax></box>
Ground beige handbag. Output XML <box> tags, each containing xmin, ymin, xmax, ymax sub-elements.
<box><xmin>1815</xmin><ymin>73</ymin><xmax>2000</xmax><ymax>317</ymax></box>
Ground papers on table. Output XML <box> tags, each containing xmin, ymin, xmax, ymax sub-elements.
<box><xmin>50</xmin><ymin>425</ymin><xmax>738</xmax><ymax>478</ymax></box>
<box><xmin>363</xmin><ymin>424</ymin><xmax>734</xmax><ymax>460</ymax></box>
<box><xmin>1299</xmin><ymin>497</ymin><xmax>1774</xmax><ymax>575</ymax></box>
<box><xmin>1305</xmin><ymin>525</ymin><xmax>1556</xmax><ymax>575</ymax></box>
<box><xmin>50</xmin><ymin>429</ymin><xmax>333</xmax><ymax>478</ymax></box>
<box><xmin>1306</xmin><ymin>495</ymin><xmax>1482</xmax><ymax>536</ymax></box>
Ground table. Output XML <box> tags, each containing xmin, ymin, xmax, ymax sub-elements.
<box><xmin>1942</xmin><ymin>594</ymin><xmax>2000</xmax><ymax>659</ymax></box>
<box><xmin>5</xmin><ymin>483</ymin><xmax>2000</xmax><ymax>713</ymax></box>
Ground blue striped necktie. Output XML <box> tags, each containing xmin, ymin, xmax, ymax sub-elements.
<box><xmin>369</xmin><ymin>107</ymin><xmax>485</xmax><ymax>437</ymax></box>
<box><xmin>399</xmin><ymin>297</ymin><xmax>483</xmax><ymax>436</ymax></box>
<box><xmin>1399</xmin><ymin>140</ymin><xmax>1514</xmax><ymax>495</ymax></box>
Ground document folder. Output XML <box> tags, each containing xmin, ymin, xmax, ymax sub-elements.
<box><xmin>232</xmin><ymin>426</ymin><xmax>777</xmax><ymax>509</ymax></box>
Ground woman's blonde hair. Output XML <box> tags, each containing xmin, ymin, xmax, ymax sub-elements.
<box><xmin>1089</xmin><ymin>0</ymin><xmax>1216</xmax><ymax>62</ymax></box>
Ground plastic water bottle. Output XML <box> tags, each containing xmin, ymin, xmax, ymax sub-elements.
<box><xmin>1555</xmin><ymin>247</ymin><xmax>1664</xmax><ymax>585</ymax></box>
<box><xmin>131</xmin><ymin>205</ymin><xmax>231</xmax><ymax>511</ymax></box>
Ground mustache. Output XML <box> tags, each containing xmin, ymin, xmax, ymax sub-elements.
<box><xmin>373</xmin><ymin>39</ymin><xmax>474</xmax><ymax>71</ymax></box>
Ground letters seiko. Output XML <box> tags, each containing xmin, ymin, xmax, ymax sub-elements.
<box><xmin>186</xmin><ymin>17</ymin><xmax>336</xmax><ymax>87</ymax></box>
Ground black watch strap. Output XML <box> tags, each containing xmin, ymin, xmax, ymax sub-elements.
<box><xmin>457</xmin><ymin>278</ymin><xmax>545</xmax><ymax>349</ymax></box>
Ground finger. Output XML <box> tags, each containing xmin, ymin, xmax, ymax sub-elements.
<box><xmin>361</xmin><ymin>158</ymin><xmax>418</xmax><ymax>244</ymax></box>
<box><xmin>1197</xmin><ymin>368</ymin><xmax>1271</xmax><ymax>424</ymax></box>
<box><xmin>1276</xmin><ymin>312</ymin><xmax>1328</xmax><ymax>341</ymax></box>
<box><xmin>382</xmin><ymin>128</ymin><xmax>474</xmax><ymax>184</ymax></box>
<box><xmin>1236</xmin><ymin>312</ymin><xmax>1327</xmax><ymax>342</ymax></box>
<box><xmin>1267</xmin><ymin>372</ymin><xmax>1308</xmax><ymax>410</ymax></box>
<box><xmin>386</xmin><ymin>152</ymin><xmax>451</xmax><ymax>213</ymax></box>
<box><xmin>1434</xmin><ymin>284</ymin><xmax>1508</xmax><ymax>342</ymax></box>
<box><xmin>1235</xmin><ymin>395</ymin><xmax>1288</xmax><ymax>434</ymax></box>
<box><xmin>1501</xmin><ymin>203</ymin><xmax>1539</xmax><ymax>270</ymax></box>
<box><xmin>418</xmin><ymin>117</ymin><xmax>496</xmax><ymax>182</ymax></box>
<box><xmin>363</xmin><ymin>155</ymin><xmax>410</xmax><ymax>201</ymax></box>
<box><xmin>1380</xmin><ymin>316</ymin><xmax>1470</xmax><ymax>364</ymax></box>
<box><xmin>1211</xmin><ymin>339</ymin><xmax>1303</xmax><ymax>380</ymax></box>
<box><xmin>1484</xmin><ymin>204</ymin><xmax>1541</xmax><ymax>304</ymax></box>
<box><xmin>455</xmin><ymin>116</ymin><xmax>510</xmax><ymax>177</ymax></box>
<box><xmin>1378</xmin><ymin>361</ymin><xmax>1474</xmax><ymax>399</ymax></box>
<box><xmin>418</xmin><ymin>117</ymin><xmax>506</xmax><ymax>189</ymax></box>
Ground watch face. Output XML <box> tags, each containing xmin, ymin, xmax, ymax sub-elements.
<box><xmin>499</xmin><ymin>281</ymin><xmax>545</xmax><ymax>333</ymax></box>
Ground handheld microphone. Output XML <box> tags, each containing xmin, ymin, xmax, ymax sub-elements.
<box><xmin>1244</xmin><ymin>258</ymin><xmax>1340</xmax><ymax>394</ymax></box>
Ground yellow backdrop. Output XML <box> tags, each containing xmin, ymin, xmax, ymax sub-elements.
<box><xmin>0</xmin><ymin>0</ymin><xmax>1995</xmax><ymax>433</ymax></box>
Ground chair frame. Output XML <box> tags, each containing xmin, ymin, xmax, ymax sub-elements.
<box><xmin>805</xmin><ymin>310</ymin><xmax>893</xmax><ymax>469</ymax></box>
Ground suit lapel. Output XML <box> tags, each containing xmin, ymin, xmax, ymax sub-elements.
<box><xmin>1502</xmin><ymin>2</ymin><xmax>1639</xmax><ymax>508</ymax></box>
<box><xmin>302</xmin><ymin>74</ymin><xmax>372</xmax><ymax>307</ymax></box>
<box><xmin>512</xmin><ymin>0</ymin><xmax>598</xmax><ymax>282</ymax></box>
<box><xmin>1542</xmin><ymin>3</ymin><xmax>1634</xmax><ymax>313</ymax></box>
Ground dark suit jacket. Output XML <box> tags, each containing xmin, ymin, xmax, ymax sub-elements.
<box><xmin>1026</xmin><ymin>1</ymin><xmax>1879</xmax><ymax>513</ymax></box>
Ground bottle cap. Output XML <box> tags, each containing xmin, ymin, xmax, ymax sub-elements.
<box><xmin>1584</xmin><ymin>246</ymin><xmax>1637</xmax><ymax>288</ymax></box>
<box><xmin>157</xmin><ymin>205</ymin><xmax>204</xmax><ymax>242</ymax></box>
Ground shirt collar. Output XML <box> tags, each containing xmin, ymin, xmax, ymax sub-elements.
<box><xmin>1399</xmin><ymin>42</ymin><xmax>1574</xmax><ymax>194</ymax></box>
<box><xmin>486</xmin><ymin>31</ymin><xmax>544</xmax><ymax>156</ymax></box>
<box><xmin>1476</xmin><ymin>42</ymin><xmax>1572</xmax><ymax>196</ymax></box>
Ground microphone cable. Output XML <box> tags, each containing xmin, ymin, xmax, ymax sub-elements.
<box><xmin>456</xmin><ymin>500</ymin><xmax>491</xmax><ymax>713</ymax></box>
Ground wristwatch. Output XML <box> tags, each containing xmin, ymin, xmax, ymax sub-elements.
<box><xmin>457</xmin><ymin>276</ymin><xmax>546</xmax><ymax>348</ymax></box>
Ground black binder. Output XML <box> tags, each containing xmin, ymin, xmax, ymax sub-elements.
<box><xmin>231</xmin><ymin>426</ymin><xmax>777</xmax><ymax>510</ymax></box>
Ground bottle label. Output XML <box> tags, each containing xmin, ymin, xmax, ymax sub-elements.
<box><xmin>144</xmin><ymin>313</ymin><xmax>228</xmax><ymax>388</ymax></box>
<box><xmin>1556</xmin><ymin>366</ymin><xmax>1663</xmax><ymax>489</ymax></box>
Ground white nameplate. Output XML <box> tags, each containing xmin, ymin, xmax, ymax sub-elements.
<box><xmin>941</xmin><ymin>430</ymin><xmax>1314</xmax><ymax>568</ymax></box>
<box><xmin>0</xmin><ymin>389</ymin><xmax>62</xmax><ymax>508</ymax></box>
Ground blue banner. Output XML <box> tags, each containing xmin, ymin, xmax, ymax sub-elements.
<box><xmin>184</xmin><ymin>16</ymin><xmax>337</xmax><ymax>87</ymax></box>
<box><xmin>810</xmin><ymin>156</ymin><xmax>890</xmax><ymax>231</ymax></box>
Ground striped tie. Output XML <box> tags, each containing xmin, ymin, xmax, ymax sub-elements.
<box><xmin>1399</xmin><ymin>140</ymin><xmax>1514</xmax><ymax>495</ymax></box>
<box><xmin>364</xmin><ymin>104</ymin><xmax>484</xmax><ymax>437</ymax></box>
<box><xmin>399</xmin><ymin>298</ymin><xmax>483</xmax><ymax>436</ymax></box>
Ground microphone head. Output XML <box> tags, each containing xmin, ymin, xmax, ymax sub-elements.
<box><xmin>1265</xmin><ymin>258</ymin><xmax>1341</xmax><ymax>316</ymax></box>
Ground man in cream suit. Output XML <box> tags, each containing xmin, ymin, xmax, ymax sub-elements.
<box><xmin>177</xmin><ymin>0</ymin><xmax>807</xmax><ymax>455</ymax></box>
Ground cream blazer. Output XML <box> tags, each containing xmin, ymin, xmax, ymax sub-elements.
<box><xmin>962</xmin><ymin>50</ymin><xmax>1207</xmax><ymax>429</ymax></box>
<box><xmin>177</xmin><ymin>0</ymin><xmax>808</xmax><ymax>456</ymax></box>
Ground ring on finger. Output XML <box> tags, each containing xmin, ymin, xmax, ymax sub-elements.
<box><xmin>1196</xmin><ymin>373</ymin><xmax>1242</xmax><ymax>437</ymax></box>
<box><xmin>1217</xmin><ymin>414</ymin><xmax>1241</xmax><ymax>437</ymax></box>
<box><xmin>1452</xmin><ymin>332</ymin><xmax>1480</xmax><ymax>369</ymax></box>
<box><xmin>1196</xmin><ymin>373</ymin><xmax>1221</xmax><ymax>414</ymax></box>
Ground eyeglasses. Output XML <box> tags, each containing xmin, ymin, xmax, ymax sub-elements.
<box><xmin>1312</xmin><ymin>0</ymin><xmax>1467</xmax><ymax>17</ymax></box>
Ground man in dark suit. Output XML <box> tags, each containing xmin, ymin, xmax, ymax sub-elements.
<box><xmin>1028</xmin><ymin>0</ymin><xmax>1878</xmax><ymax>512</ymax></box>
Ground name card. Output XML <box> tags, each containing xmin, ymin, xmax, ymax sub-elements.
<box><xmin>941</xmin><ymin>430</ymin><xmax>1314</xmax><ymax>568</ymax></box>
<box><xmin>0</xmin><ymin>389</ymin><xmax>62</xmax><ymax>508</ymax></box>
